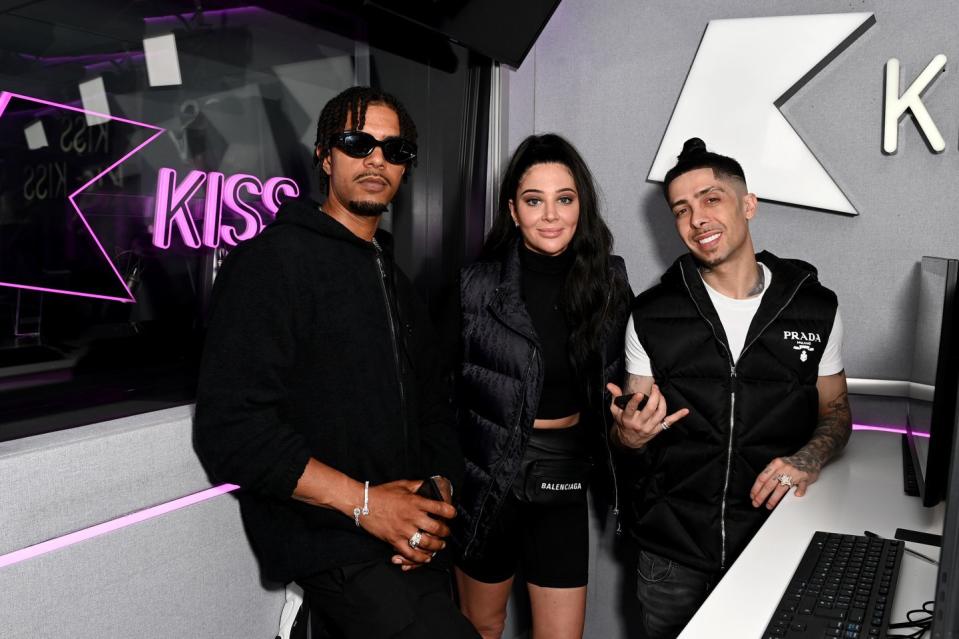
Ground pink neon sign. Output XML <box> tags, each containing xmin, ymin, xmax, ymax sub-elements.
<box><xmin>152</xmin><ymin>168</ymin><xmax>299</xmax><ymax>249</ymax></box>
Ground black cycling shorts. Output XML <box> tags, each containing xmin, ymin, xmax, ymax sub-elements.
<box><xmin>457</xmin><ymin>490</ymin><xmax>588</xmax><ymax>588</ymax></box>
<box><xmin>457</xmin><ymin>426</ymin><xmax>590</xmax><ymax>589</ymax></box>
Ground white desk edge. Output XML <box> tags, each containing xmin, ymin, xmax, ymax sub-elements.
<box><xmin>678</xmin><ymin>429</ymin><xmax>944</xmax><ymax>638</ymax></box>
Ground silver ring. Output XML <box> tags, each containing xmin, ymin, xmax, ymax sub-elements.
<box><xmin>408</xmin><ymin>530</ymin><xmax>423</xmax><ymax>549</ymax></box>
<box><xmin>776</xmin><ymin>473</ymin><xmax>794</xmax><ymax>488</ymax></box>
<box><xmin>660</xmin><ymin>420</ymin><xmax>670</xmax><ymax>432</ymax></box>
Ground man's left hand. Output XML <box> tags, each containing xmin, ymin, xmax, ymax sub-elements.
<box><xmin>392</xmin><ymin>476</ymin><xmax>453</xmax><ymax>571</ymax></box>
<box><xmin>751</xmin><ymin>372</ymin><xmax>850</xmax><ymax>511</ymax></box>
<box><xmin>750</xmin><ymin>457</ymin><xmax>820</xmax><ymax>509</ymax></box>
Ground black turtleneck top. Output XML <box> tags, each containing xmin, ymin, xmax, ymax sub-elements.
<box><xmin>519</xmin><ymin>244</ymin><xmax>580</xmax><ymax>419</ymax></box>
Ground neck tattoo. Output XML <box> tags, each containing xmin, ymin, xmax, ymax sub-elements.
<box><xmin>746</xmin><ymin>264</ymin><xmax>765</xmax><ymax>297</ymax></box>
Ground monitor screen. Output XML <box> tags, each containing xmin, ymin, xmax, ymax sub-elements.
<box><xmin>931</xmin><ymin>407</ymin><xmax>959</xmax><ymax>637</ymax></box>
<box><xmin>906</xmin><ymin>256</ymin><xmax>959</xmax><ymax>507</ymax></box>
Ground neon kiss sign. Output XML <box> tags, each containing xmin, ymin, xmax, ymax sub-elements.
<box><xmin>152</xmin><ymin>168</ymin><xmax>299</xmax><ymax>249</ymax></box>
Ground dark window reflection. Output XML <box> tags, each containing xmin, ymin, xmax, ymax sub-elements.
<box><xmin>0</xmin><ymin>1</ymin><xmax>485</xmax><ymax>440</ymax></box>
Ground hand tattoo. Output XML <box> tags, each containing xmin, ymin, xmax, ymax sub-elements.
<box><xmin>782</xmin><ymin>389</ymin><xmax>851</xmax><ymax>474</ymax></box>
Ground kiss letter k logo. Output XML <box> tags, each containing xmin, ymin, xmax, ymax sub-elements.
<box><xmin>153</xmin><ymin>168</ymin><xmax>206</xmax><ymax>250</ymax></box>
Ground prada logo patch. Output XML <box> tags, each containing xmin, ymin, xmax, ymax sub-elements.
<box><xmin>783</xmin><ymin>330</ymin><xmax>821</xmax><ymax>363</ymax></box>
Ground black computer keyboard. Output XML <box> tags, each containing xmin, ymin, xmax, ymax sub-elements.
<box><xmin>763</xmin><ymin>531</ymin><xmax>904</xmax><ymax>639</ymax></box>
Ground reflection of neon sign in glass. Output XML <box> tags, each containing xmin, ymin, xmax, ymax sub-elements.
<box><xmin>0</xmin><ymin>90</ymin><xmax>165</xmax><ymax>303</ymax></box>
<box><xmin>152</xmin><ymin>168</ymin><xmax>299</xmax><ymax>250</ymax></box>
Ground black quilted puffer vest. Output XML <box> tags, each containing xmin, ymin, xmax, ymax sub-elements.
<box><xmin>453</xmin><ymin>240</ymin><xmax>630</xmax><ymax>559</ymax></box>
<box><xmin>625</xmin><ymin>251</ymin><xmax>838</xmax><ymax>573</ymax></box>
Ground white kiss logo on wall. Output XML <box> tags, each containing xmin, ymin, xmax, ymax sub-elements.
<box><xmin>648</xmin><ymin>13</ymin><xmax>875</xmax><ymax>215</ymax></box>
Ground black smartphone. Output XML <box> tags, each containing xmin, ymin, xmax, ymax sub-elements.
<box><xmin>416</xmin><ymin>477</ymin><xmax>448</xmax><ymax>522</ymax></box>
<box><xmin>613</xmin><ymin>392</ymin><xmax>649</xmax><ymax>410</ymax></box>
<box><xmin>415</xmin><ymin>477</ymin><xmax>443</xmax><ymax>501</ymax></box>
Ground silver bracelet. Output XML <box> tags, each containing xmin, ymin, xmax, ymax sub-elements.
<box><xmin>353</xmin><ymin>480</ymin><xmax>370</xmax><ymax>527</ymax></box>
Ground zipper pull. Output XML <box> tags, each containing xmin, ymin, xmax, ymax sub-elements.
<box><xmin>371</xmin><ymin>240</ymin><xmax>387</xmax><ymax>279</ymax></box>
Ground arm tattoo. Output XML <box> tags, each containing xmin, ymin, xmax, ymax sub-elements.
<box><xmin>783</xmin><ymin>389</ymin><xmax>852</xmax><ymax>474</ymax></box>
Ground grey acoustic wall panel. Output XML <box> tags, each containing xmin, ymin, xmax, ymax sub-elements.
<box><xmin>505</xmin><ymin>0</ymin><xmax>959</xmax><ymax>382</ymax></box>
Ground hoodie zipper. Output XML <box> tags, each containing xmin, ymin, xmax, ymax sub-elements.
<box><xmin>371</xmin><ymin>238</ymin><xmax>409</xmax><ymax>462</ymax></box>
<box><xmin>679</xmin><ymin>263</ymin><xmax>810</xmax><ymax>569</ymax></box>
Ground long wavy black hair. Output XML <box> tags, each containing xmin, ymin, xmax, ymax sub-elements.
<box><xmin>481</xmin><ymin>133</ymin><xmax>629</xmax><ymax>375</ymax></box>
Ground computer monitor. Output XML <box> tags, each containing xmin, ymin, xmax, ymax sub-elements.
<box><xmin>905</xmin><ymin>256</ymin><xmax>959</xmax><ymax>507</ymax></box>
<box><xmin>930</xmin><ymin>406</ymin><xmax>959</xmax><ymax>637</ymax></box>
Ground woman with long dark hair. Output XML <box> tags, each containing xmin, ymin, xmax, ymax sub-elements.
<box><xmin>451</xmin><ymin>134</ymin><xmax>632</xmax><ymax>639</ymax></box>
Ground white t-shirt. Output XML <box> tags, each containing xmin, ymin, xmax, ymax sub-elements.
<box><xmin>625</xmin><ymin>262</ymin><xmax>844</xmax><ymax>376</ymax></box>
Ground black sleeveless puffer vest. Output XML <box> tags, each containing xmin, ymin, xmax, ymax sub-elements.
<box><xmin>625</xmin><ymin>251</ymin><xmax>838</xmax><ymax>573</ymax></box>
<box><xmin>453</xmin><ymin>240</ymin><xmax>631</xmax><ymax>559</ymax></box>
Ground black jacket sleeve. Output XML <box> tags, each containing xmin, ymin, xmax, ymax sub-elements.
<box><xmin>410</xmin><ymin>288</ymin><xmax>466</xmax><ymax>494</ymax></box>
<box><xmin>193</xmin><ymin>241</ymin><xmax>311</xmax><ymax>498</ymax></box>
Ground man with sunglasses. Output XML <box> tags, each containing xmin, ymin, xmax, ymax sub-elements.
<box><xmin>196</xmin><ymin>87</ymin><xmax>477</xmax><ymax>639</ymax></box>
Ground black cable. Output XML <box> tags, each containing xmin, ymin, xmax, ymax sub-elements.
<box><xmin>886</xmin><ymin>600</ymin><xmax>934</xmax><ymax>638</ymax></box>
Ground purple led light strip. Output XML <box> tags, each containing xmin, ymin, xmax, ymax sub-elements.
<box><xmin>0</xmin><ymin>483</ymin><xmax>239</xmax><ymax>570</ymax></box>
<box><xmin>0</xmin><ymin>427</ymin><xmax>930</xmax><ymax>571</ymax></box>
<box><xmin>0</xmin><ymin>91</ymin><xmax>166</xmax><ymax>303</ymax></box>
<box><xmin>20</xmin><ymin>52</ymin><xmax>145</xmax><ymax>65</ymax></box>
<box><xmin>853</xmin><ymin>423</ymin><xmax>930</xmax><ymax>438</ymax></box>
<box><xmin>143</xmin><ymin>6</ymin><xmax>263</xmax><ymax>23</ymax></box>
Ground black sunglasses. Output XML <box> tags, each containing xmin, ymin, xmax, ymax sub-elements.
<box><xmin>329</xmin><ymin>131</ymin><xmax>417</xmax><ymax>165</ymax></box>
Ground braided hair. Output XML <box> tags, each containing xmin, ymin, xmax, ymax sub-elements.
<box><xmin>312</xmin><ymin>86</ymin><xmax>418</xmax><ymax>194</ymax></box>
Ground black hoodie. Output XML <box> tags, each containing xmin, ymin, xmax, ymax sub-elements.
<box><xmin>194</xmin><ymin>198</ymin><xmax>463</xmax><ymax>583</ymax></box>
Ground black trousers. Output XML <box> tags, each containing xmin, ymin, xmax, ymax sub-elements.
<box><xmin>297</xmin><ymin>559</ymin><xmax>480</xmax><ymax>639</ymax></box>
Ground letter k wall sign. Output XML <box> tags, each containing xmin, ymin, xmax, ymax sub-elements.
<box><xmin>648</xmin><ymin>13</ymin><xmax>875</xmax><ymax>215</ymax></box>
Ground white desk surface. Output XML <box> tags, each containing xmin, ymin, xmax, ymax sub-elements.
<box><xmin>679</xmin><ymin>429</ymin><xmax>944</xmax><ymax>638</ymax></box>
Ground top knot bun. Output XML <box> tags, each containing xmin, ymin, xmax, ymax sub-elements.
<box><xmin>679</xmin><ymin>137</ymin><xmax>708</xmax><ymax>159</ymax></box>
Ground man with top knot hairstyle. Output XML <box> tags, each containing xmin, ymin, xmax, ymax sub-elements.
<box><xmin>608</xmin><ymin>138</ymin><xmax>851</xmax><ymax>639</ymax></box>
<box><xmin>195</xmin><ymin>86</ymin><xmax>478</xmax><ymax>639</ymax></box>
